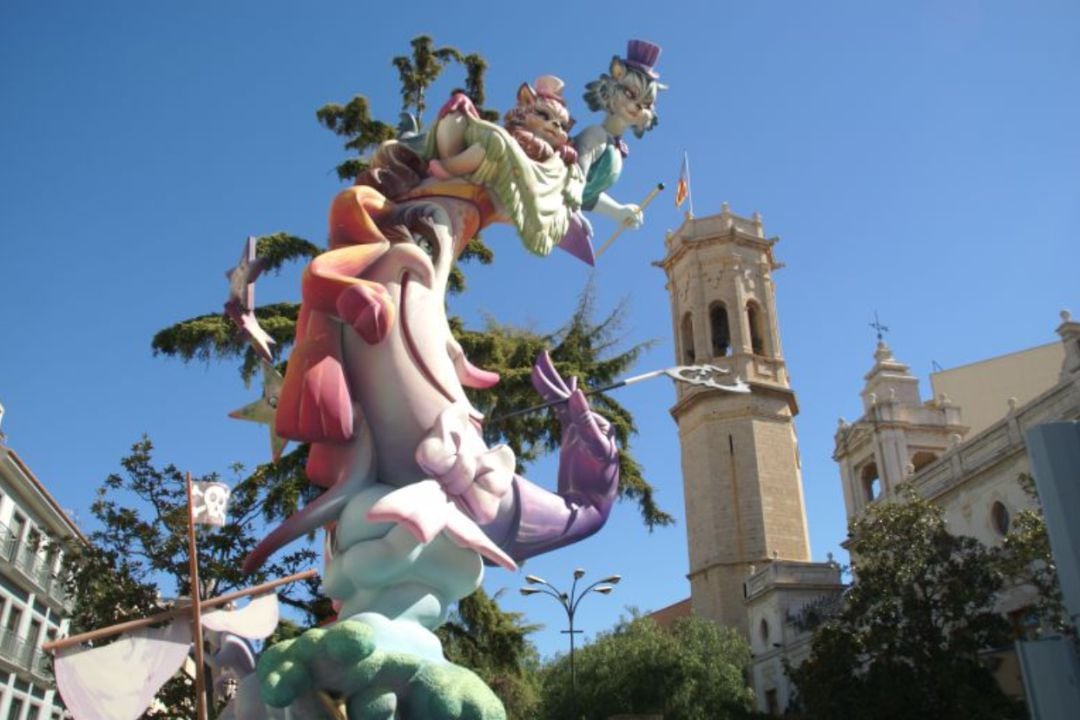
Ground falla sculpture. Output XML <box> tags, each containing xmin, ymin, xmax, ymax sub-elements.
<box><xmin>223</xmin><ymin>40</ymin><xmax>667</xmax><ymax>720</ymax></box>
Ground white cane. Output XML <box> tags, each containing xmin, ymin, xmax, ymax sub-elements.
<box><xmin>595</xmin><ymin>183</ymin><xmax>665</xmax><ymax>259</ymax></box>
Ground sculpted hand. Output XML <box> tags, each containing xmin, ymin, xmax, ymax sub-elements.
<box><xmin>618</xmin><ymin>203</ymin><xmax>643</xmax><ymax>229</ymax></box>
<box><xmin>414</xmin><ymin>403</ymin><xmax>515</xmax><ymax>524</ymax></box>
<box><xmin>531</xmin><ymin>352</ymin><xmax>619</xmax><ymax>504</ymax></box>
<box><xmin>335</xmin><ymin>281</ymin><xmax>393</xmax><ymax>344</ymax></box>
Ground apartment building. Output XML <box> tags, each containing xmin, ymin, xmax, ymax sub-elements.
<box><xmin>0</xmin><ymin>406</ymin><xmax>83</xmax><ymax>720</ymax></box>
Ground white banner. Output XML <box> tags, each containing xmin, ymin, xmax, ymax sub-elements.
<box><xmin>55</xmin><ymin>618</ymin><xmax>192</xmax><ymax>720</ymax></box>
<box><xmin>201</xmin><ymin>592</ymin><xmax>279</xmax><ymax>640</ymax></box>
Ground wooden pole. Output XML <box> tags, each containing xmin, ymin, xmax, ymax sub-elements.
<box><xmin>186</xmin><ymin>472</ymin><xmax>209</xmax><ymax>720</ymax></box>
<box><xmin>42</xmin><ymin>569</ymin><xmax>317</xmax><ymax>653</ymax></box>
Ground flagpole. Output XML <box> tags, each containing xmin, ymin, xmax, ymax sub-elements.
<box><xmin>685</xmin><ymin>150</ymin><xmax>694</xmax><ymax>217</ymax></box>
<box><xmin>185</xmin><ymin>472</ymin><xmax>209</xmax><ymax>720</ymax></box>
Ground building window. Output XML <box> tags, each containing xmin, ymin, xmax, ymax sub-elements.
<box><xmin>7</xmin><ymin>697</ymin><xmax>23</xmax><ymax>720</ymax></box>
<box><xmin>681</xmin><ymin>313</ymin><xmax>695</xmax><ymax>364</ymax></box>
<box><xmin>759</xmin><ymin>617</ymin><xmax>770</xmax><ymax>643</ymax></box>
<box><xmin>5</xmin><ymin>605</ymin><xmax>23</xmax><ymax>635</ymax></box>
<box><xmin>710</xmin><ymin>303</ymin><xmax>730</xmax><ymax>357</ymax></box>
<box><xmin>747</xmin><ymin>302</ymin><xmax>766</xmax><ymax>355</ymax></box>
<box><xmin>991</xmin><ymin>502</ymin><xmax>1010</xmax><ymax>536</ymax></box>
<box><xmin>861</xmin><ymin>462</ymin><xmax>881</xmax><ymax>502</ymax></box>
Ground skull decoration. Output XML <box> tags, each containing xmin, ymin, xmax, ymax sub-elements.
<box><xmin>192</xmin><ymin>481</ymin><xmax>232</xmax><ymax>527</ymax></box>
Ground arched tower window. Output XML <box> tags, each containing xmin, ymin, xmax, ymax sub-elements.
<box><xmin>710</xmin><ymin>303</ymin><xmax>731</xmax><ymax>357</ymax></box>
<box><xmin>681</xmin><ymin>312</ymin><xmax>695</xmax><ymax>364</ymax></box>
<box><xmin>911</xmin><ymin>451</ymin><xmax>938</xmax><ymax>473</ymax></box>
<box><xmin>991</xmin><ymin>502</ymin><xmax>1011</xmax><ymax>536</ymax></box>
<box><xmin>747</xmin><ymin>301</ymin><xmax>766</xmax><ymax>356</ymax></box>
<box><xmin>861</xmin><ymin>462</ymin><xmax>881</xmax><ymax>502</ymax></box>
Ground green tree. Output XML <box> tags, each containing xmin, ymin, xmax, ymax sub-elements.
<box><xmin>456</xmin><ymin>288</ymin><xmax>670</xmax><ymax>528</ymax></box>
<box><xmin>996</xmin><ymin>472</ymin><xmax>1068</xmax><ymax>633</ymax></box>
<box><xmin>437</xmin><ymin>588</ymin><xmax>542</xmax><ymax>718</ymax></box>
<box><xmin>391</xmin><ymin>35</ymin><xmax>463</xmax><ymax>127</ymax></box>
<box><xmin>63</xmin><ymin>437</ymin><xmax>322</xmax><ymax>717</ymax></box>
<box><xmin>789</xmin><ymin>489</ymin><xmax>1024</xmax><ymax>720</ymax></box>
<box><xmin>540</xmin><ymin>615</ymin><xmax>754</xmax><ymax>720</ymax></box>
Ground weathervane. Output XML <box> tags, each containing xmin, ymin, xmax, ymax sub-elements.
<box><xmin>869</xmin><ymin>311</ymin><xmax>890</xmax><ymax>342</ymax></box>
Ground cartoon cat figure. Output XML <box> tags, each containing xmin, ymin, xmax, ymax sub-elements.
<box><xmin>428</xmin><ymin>75</ymin><xmax>576</xmax><ymax>179</ymax></box>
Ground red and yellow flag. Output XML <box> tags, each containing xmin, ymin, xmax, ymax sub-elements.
<box><xmin>675</xmin><ymin>152</ymin><xmax>690</xmax><ymax>208</ymax></box>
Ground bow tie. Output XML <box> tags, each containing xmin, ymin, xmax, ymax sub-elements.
<box><xmin>611</xmin><ymin>136</ymin><xmax>630</xmax><ymax>158</ymax></box>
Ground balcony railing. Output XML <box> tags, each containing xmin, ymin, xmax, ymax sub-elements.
<box><xmin>0</xmin><ymin>627</ymin><xmax>51</xmax><ymax>680</ymax></box>
<box><xmin>0</xmin><ymin>524</ymin><xmax>69</xmax><ymax>607</ymax></box>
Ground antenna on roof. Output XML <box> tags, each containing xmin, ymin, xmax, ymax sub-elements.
<box><xmin>931</xmin><ymin>360</ymin><xmax>944</xmax><ymax>373</ymax></box>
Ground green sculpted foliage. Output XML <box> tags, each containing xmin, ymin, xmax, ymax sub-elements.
<box><xmin>540</xmin><ymin>615</ymin><xmax>754</xmax><ymax>720</ymax></box>
<box><xmin>258</xmin><ymin>620</ymin><xmax>506</xmax><ymax>719</ymax></box>
<box><xmin>789</xmin><ymin>488</ymin><xmax>1024</xmax><ymax>720</ymax></box>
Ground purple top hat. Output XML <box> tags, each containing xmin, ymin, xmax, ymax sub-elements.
<box><xmin>624</xmin><ymin>39</ymin><xmax>662</xmax><ymax>79</ymax></box>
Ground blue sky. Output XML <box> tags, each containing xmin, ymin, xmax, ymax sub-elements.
<box><xmin>2</xmin><ymin>1</ymin><xmax>1077</xmax><ymax>659</ymax></box>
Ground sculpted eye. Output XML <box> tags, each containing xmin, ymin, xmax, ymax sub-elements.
<box><xmin>537</xmin><ymin>109</ymin><xmax>551</xmax><ymax>121</ymax></box>
<box><xmin>415</xmin><ymin>235</ymin><xmax>438</xmax><ymax>263</ymax></box>
<box><xmin>622</xmin><ymin>86</ymin><xmax>637</xmax><ymax>100</ymax></box>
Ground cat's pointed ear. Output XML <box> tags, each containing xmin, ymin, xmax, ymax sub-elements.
<box><xmin>517</xmin><ymin>82</ymin><xmax>537</xmax><ymax>106</ymax></box>
<box><xmin>610</xmin><ymin>56</ymin><xmax>627</xmax><ymax>80</ymax></box>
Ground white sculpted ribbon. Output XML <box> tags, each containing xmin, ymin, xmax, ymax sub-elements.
<box><xmin>365</xmin><ymin>403</ymin><xmax>518</xmax><ymax>570</ymax></box>
<box><xmin>55</xmin><ymin>618</ymin><xmax>192</xmax><ymax>720</ymax></box>
<box><xmin>366</xmin><ymin>480</ymin><xmax>517</xmax><ymax>571</ymax></box>
<box><xmin>200</xmin><ymin>592</ymin><xmax>279</xmax><ymax>640</ymax></box>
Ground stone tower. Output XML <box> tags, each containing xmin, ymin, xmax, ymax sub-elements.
<box><xmin>656</xmin><ymin>205</ymin><xmax>811</xmax><ymax>633</ymax></box>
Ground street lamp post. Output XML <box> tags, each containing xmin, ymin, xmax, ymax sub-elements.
<box><xmin>520</xmin><ymin>568</ymin><xmax>620</xmax><ymax>718</ymax></box>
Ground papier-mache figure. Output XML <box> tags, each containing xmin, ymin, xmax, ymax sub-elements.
<box><xmin>430</xmin><ymin>75</ymin><xmax>578</xmax><ymax>177</ymax></box>
<box><xmin>419</xmin><ymin>74</ymin><xmax>586</xmax><ymax>260</ymax></box>
<box><xmin>575</xmin><ymin>39</ymin><xmax>667</xmax><ymax>231</ymax></box>
<box><xmin>221</xmin><ymin>41</ymin><xmax>665</xmax><ymax>720</ymax></box>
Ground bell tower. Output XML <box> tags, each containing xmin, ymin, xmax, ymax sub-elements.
<box><xmin>656</xmin><ymin>205</ymin><xmax>810</xmax><ymax>633</ymax></box>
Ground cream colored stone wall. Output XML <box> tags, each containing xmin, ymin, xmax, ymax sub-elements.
<box><xmin>930</xmin><ymin>343</ymin><xmax>1064</xmax><ymax>436</ymax></box>
<box><xmin>745</xmin><ymin>561</ymin><xmax>844</xmax><ymax>713</ymax></box>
